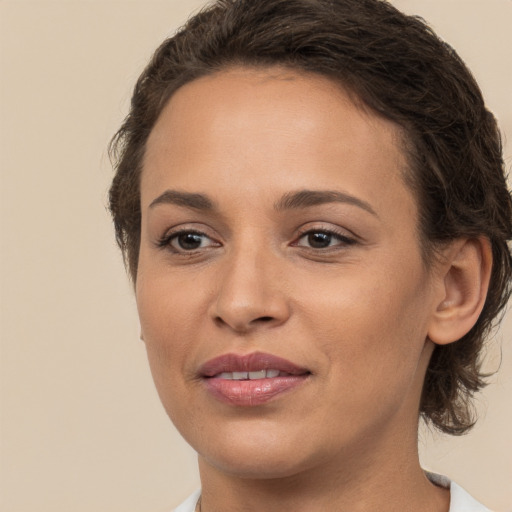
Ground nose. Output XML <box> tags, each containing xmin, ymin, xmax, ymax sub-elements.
<box><xmin>210</xmin><ymin>245</ymin><xmax>291</xmax><ymax>333</ymax></box>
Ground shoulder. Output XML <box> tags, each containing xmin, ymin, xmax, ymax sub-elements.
<box><xmin>172</xmin><ymin>489</ymin><xmax>201</xmax><ymax>512</ymax></box>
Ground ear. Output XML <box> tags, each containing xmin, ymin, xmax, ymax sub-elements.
<box><xmin>427</xmin><ymin>237</ymin><xmax>492</xmax><ymax>346</ymax></box>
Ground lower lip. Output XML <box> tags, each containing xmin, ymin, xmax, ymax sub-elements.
<box><xmin>204</xmin><ymin>376</ymin><xmax>308</xmax><ymax>406</ymax></box>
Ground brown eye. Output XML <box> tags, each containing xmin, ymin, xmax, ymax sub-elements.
<box><xmin>163</xmin><ymin>231</ymin><xmax>218</xmax><ymax>252</ymax></box>
<box><xmin>307</xmin><ymin>232</ymin><xmax>333</xmax><ymax>248</ymax></box>
<box><xmin>296</xmin><ymin>230</ymin><xmax>355</xmax><ymax>249</ymax></box>
<box><xmin>175</xmin><ymin>233</ymin><xmax>204</xmax><ymax>250</ymax></box>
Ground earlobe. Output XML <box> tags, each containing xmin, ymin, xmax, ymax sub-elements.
<box><xmin>428</xmin><ymin>237</ymin><xmax>492</xmax><ymax>346</ymax></box>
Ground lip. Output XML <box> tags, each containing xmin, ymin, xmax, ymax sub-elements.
<box><xmin>200</xmin><ymin>352</ymin><xmax>310</xmax><ymax>406</ymax></box>
<box><xmin>200</xmin><ymin>352</ymin><xmax>309</xmax><ymax>377</ymax></box>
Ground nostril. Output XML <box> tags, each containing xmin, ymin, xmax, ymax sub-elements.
<box><xmin>214</xmin><ymin>316</ymin><xmax>227</xmax><ymax>327</ymax></box>
<box><xmin>213</xmin><ymin>315</ymin><xmax>275</xmax><ymax>332</ymax></box>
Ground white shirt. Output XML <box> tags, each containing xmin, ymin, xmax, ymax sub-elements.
<box><xmin>428</xmin><ymin>473</ymin><xmax>492</xmax><ymax>512</ymax></box>
<box><xmin>172</xmin><ymin>474</ymin><xmax>491</xmax><ymax>511</ymax></box>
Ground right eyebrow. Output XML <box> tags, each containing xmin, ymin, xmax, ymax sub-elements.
<box><xmin>149</xmin><ymin>190</ymin><xmax>216</xmax><ymax>211</ymax></box>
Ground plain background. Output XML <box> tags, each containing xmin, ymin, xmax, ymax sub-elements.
<box><xmin>1</xmin><ymin>1</ymin><xmax>511</xmax><ymax>510</ymax></box>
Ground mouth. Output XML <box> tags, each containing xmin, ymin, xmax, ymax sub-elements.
<box><xmin>214</xmin><ymin>369</ymin><xmax>289</xmax><ymax>380</ymax></box>
<box><xmin>199</xmin><ymin>352</ymin><xmax>311</xmax><ymax>406</ymax></box>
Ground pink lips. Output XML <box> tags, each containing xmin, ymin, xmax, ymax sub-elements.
<box><xmin>200</xmin><ymin>352</ymin><xmax>310</xmax><ymax>406</ymax></box>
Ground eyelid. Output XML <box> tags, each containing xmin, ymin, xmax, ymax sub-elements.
<box><xmin>154</xmin><ymin>222</ymin><xmax>358</xmax><ymax>253</ymax></box>
<box><xmin>156</xmin><ymin>225</ymin><xmax>222</xmax><ymax>252</ymax></box>
<box><xmin>295</xmin><ymin>222</ymin><xmax>357</xmax><ymax>240</ymax></box>
<box><xmin>287</xmin><ymin>224</ymin><xmax>360</xmax><ymax>255</ymax></box>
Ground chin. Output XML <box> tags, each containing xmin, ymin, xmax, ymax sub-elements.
<box><xmin>194</xmin><ymin>425</ymin><xmax>331</xmax><ymax>480</ymax></box>
<box><xmin>202</xmin><ymin>449</ymin><xmax>318</xmax><ymax>480</ymax></box>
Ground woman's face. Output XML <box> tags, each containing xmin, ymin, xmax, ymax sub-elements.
<box><xmin>137</xmin><ymin>68</ymin><xmax>441</xmax><ymax>478</ymax></box>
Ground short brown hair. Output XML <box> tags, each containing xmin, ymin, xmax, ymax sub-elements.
<box><xmin>109</xmin><ymin>0</ymin><xmax>512</xmax><ymax>434</ymax></box>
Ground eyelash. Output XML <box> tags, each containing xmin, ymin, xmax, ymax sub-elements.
<box><xmin>156</xmin><ymin>229</ymin><xmax>219</xmax><ymax>253</ymax></box>
<box><xmin>294</xmin><ymin>227</ymin><xmax>357</xmax><ymax>250</ymax></box>
<box><xmin>156</xmin><ymin>227</ymin><xmax>357</xmax><ymax>254</ymax></box>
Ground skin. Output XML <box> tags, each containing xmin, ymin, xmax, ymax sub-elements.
<box><xmin>135</xmin><ymin>67</ymin><xmax>481</xmax><ymax>511</ymax></box>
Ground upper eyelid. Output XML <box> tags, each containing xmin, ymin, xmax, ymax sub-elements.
<box><xmin>161</xmin><ymin>223</ymin><xmax>218</xmax><ymax>239</ymax></box>
<box><xmin>294</xmin><ymin>230</ymin><xmax>356</xmax><ymax>247</ymax></box>
<box><xmin>169</xmin><ymin>229</ymin><xmax>216</xmax><ymax>241</ymax></box>
<box><xmin>298</xmin><ymin>229</ymin><xmax>354</xmax><ymax>239</ymax></box>
<box><xmin>155</xmin><ymin>222</ymin><xmax>359</xmax><ymax>244</ymax></box>
<box><xmin>295</xmin><ymin>223</ymin><xmax>358</xmax><ymax>240</ymax></box>
<box><xmin>155</xmin><ymin>227</ymin><xmax>218</xmax><ymax>249</ymax></box>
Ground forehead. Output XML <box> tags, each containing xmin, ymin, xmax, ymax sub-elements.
<box><xmin>142</xmin><ymin>67</ymin><xmax>415</xmax><ymax>221</ymax></box>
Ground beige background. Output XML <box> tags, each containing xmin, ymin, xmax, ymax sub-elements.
<box><xmin>1</xmin><ymin>1</ymin><xmax>511</xmax><ymax>510</ymax></box>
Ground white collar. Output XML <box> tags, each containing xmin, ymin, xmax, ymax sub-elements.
<box><xmin>426</xmin><ymin>472</ymin><xmax>492</xmax><ymax>511</ymax></box>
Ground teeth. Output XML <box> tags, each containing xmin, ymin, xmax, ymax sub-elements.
<box><xmin>217</xmin><ymin>369</ymin><xmax>282</xmax><ymax>380</ymax></box>
<box><xmin>248</xmin><ymin>370</ymin><xmax>266</xmax><ymax>379</ymax></box>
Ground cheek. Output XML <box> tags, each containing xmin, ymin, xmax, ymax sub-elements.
<box><xmin>136</xmin><ymin>270</ymin><xmax>202</xmax><ymax>388</ymax></box>
<box><xmin>137</xmin><ymin>263</ymin><xmax>207</xmax><ymax>342</ymax></box>
<box><xmin>135</xmin><ymin>275</ymin><xmax>201</xmax><ymax>428</ymax></box>
<box><xmin>298</xmin><ymin>264</ymin><xmax>430</xmax><ymax>386</ymax></box>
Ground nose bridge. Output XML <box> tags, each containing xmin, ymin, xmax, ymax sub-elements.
<box><xmin>211</xmin><ymin>234</ymin><xmax>289</xmax><ymax>331</ymax></box>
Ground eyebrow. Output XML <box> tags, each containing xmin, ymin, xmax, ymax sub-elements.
<box><xmin>148</xmin><ymin>188</ymin><xmax>377</xmax><ymax>217</ymax></box>
<box><xmin>274</xmin><ymin>189</ymin><xmax>378</xmax><ymax>217</ymax></box>
<box><xmin>149</xmin><ymin>190</ymin><xmax>215</xmax><ymax>210</ymax></box>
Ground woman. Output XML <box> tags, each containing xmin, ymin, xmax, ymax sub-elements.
<box><xmin>109</xmin><ymin>0</ymin><xmax>512</xmax><ymax>510</ymax></box>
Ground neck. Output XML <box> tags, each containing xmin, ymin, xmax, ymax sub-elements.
<box><xmin>197</xmin><ymin>421</ymin><xmax>449</xmax><ymax>512</ymax></box>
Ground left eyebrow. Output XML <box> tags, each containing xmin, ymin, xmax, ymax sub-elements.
<box><xmin>274</xmin><ymin>189</ymin><xmax>378</xmax><ymax>217</ymax></box>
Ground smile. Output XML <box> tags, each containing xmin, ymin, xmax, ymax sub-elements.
<box><xmin>200</xmin><ymin>352</ymin><xmax>310</xmax><ymax>406</ymax></box>
<box><xmin>215</xmin><ymin>369</ymin><xmax>285</xmax><ymax>380</ymax></box>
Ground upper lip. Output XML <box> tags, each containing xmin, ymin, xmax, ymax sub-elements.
<box><xmin>199</xmin><ymin>351</ymin><xmax>310</xmax><ymax>377</ymax></box>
